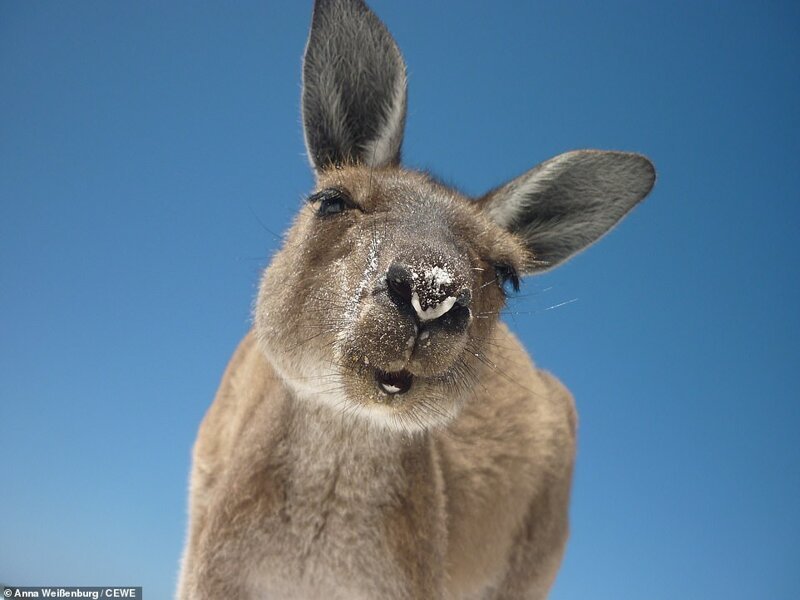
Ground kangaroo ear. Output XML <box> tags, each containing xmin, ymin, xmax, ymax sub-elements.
<box><xmin>480</xmin><ymin>150</ymin><xmax>656</xmax><ymax>273</ymax></box>
<box><xmin>302</xmin><ymin>0</ymin><xmax>407</xmax><ymax>171</ymax></box>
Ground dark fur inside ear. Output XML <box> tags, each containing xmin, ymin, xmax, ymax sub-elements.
<box><xmin>480</xmin><ymin>150</ymin><xmax>656</xmax><ymax>273</ymax></box>
<box><xmin>302</xmin><ymin>0</ymin><xmax>407</xmax><ymax>171</ymax></box>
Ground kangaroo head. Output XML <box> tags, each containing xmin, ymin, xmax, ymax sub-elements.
<box><xmin>255</xmin><ymin>0</ymin><xmax>655</xmax><ymax>432</ymax></box>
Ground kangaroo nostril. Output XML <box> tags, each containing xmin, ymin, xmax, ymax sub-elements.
<box><xmin>387</xmin><ymin>263</ymin><xmax>413</xmax><ymax>305</ymax></box>
<box><xmin>456</xmin><ymin>288</ymin><xmax>472</xmax><ymax>307</ymax></box>
<box><xmin>387</xmin><ymin>262</ymin><xmax>471</xmax><ymax>327</ymax></box>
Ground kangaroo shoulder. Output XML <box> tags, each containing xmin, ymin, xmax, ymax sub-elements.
<box><xmin>193</xmin><ymin>330</ymin><xmax>285</xmax><ymax>476</ymax></box>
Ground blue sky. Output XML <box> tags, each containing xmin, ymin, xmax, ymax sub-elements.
<box><xmin>1</xmin><ymin>1</ymin><xmax>798</xmax><ymax>598</ymax></box>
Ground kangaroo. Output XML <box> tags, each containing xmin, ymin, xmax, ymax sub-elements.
<box><xmin>177</xmin><ymin>0</ymin><xmax>655</xmax><ymax>598</ymax></box>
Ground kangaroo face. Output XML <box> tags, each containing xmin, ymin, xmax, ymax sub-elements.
<box><xmin>254</xmin><ymin>0</ymin><xmax>655</xmax><ymax>433</ymax></box>
<box><xmin>256</xmin><ymin>166</ymin><xmax>527</xmax><ymax>431</ymax></box>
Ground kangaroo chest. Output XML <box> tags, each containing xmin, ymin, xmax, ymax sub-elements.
<box><xmin>242</xmin><ymin>410</ymin><xmax>446</xmax><ymax>599</ymax></box>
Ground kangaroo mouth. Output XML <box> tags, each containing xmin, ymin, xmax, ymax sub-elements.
<box><xmin>374</xmin><ymin>369</ymin><xmax>413</xmax><ymax>395</ymax></box>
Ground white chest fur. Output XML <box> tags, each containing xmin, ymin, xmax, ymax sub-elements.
<box><xmin>243</xmin><ymin>401</ymin><xmax>439</xmax><ymax>599</ymax></box>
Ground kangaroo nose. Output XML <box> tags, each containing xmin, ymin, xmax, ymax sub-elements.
<box><xmin>386</xmin><ymin>262</ymin><xmax>471</xmax><ymax>323</ymax></box>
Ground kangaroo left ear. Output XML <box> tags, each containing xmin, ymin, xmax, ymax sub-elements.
<box><xmin>302</xmin><ymin>0</ymin><xmax>408</xmax><ymax>172</ymax></box>
<box><xmin>479</xmin><ymin>150</ymin><xmax>656</xmax><ymax>273</ymax></box>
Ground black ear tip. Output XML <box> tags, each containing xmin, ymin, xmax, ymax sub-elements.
<box><xmin>632</xmin><ymin>153</ymin><xmax>657</xmax><ymax>197</ymax></box>
<box><xmin>611</xmin><ymin>151</ymin><xmax>656</xmax><ymax>199</ymax></box>
<box><xmin>311</xmin><ymin>0</ymin><xmax>370</xmax><ymax>21</ymax></box>
<box><xmin>629</xmin><ymin>152</ymin><xmax>655</xmax><ymax>176</ymax></box>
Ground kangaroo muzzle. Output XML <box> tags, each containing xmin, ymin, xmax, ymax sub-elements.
<box><xmin>386</xmin><ymin>261</ymin><xmax>472</xmax><ymax>329</ymax></box>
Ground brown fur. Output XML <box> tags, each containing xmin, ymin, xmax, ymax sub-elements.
<box><xmin>177</xmin><ymin>167</ymin><xmax>577</xmax><ymax>599</ymax></box>
<box><xmin>178</xmin><ymin>1</ymin><xmax>653</xmax><ymax>597</ymax></box>
<box><xmin>180</xmin><ymin>329</ymin><xmax>575</xmax><ymax>599</ymax></box>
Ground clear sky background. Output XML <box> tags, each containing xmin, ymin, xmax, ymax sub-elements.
<box><xmin>1</xmin><ymin>1</ymin><xmax>798</xmax><ymax>598</ymax></box>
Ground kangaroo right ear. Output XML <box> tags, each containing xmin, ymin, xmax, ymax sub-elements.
<box><xmin>302</xmin><ymin>0</ymin><xmax>408</xmax><ymax>172</ymax></box>
<box><xmin>480</xmin><ymin>150</ymin><xmax>656</xmax><ymax>273</ymax></box>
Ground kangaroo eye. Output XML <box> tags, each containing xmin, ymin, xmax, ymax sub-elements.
<box><xmin>308</xmin><ymin>188</ymin><xmax>354</xmax><ymax>217</ymax></box>
<box><xmin>494</xmin><ymin>264</ymin><xmax>520</xmax><ymax>295</ymax></box>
